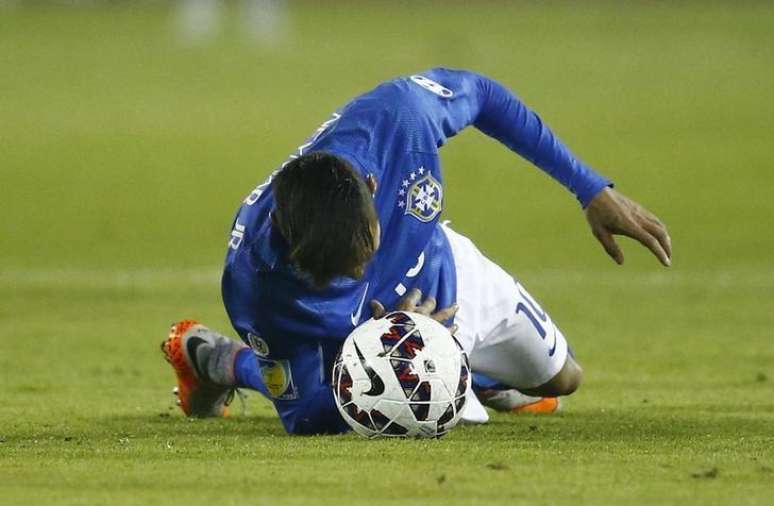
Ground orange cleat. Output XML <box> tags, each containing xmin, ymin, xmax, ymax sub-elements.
<box><xmin>476</xmin><ymin>388</ymin><xmax>562</xmax><ymax>415</ymax></box>
<box><xmin>511</xmin><ymin>396</ymin><xmax>561</xmax><ymax>414</ymax></box>
<box><xmin>161</xmin><ymin>320</ymin><xmax>246</xmax><ymax>418</ymax></box>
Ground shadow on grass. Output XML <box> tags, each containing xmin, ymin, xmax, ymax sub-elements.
<box><xmin>1</xmin><ymin>413</ymin><xmax>290</xmax><ymax>444</ymax></box>
<box><xmin>5</xmin><ymin>403</ymin><xmax>773</xmax><ymax>447</ymax></box>
<box><xmin>479</xmin><ymin>404</ymin><xmax>774</xmax><ymax>444</ymax></box>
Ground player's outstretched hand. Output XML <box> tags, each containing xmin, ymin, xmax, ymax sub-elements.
<box><xmin>370</xmin><ymin>289</ymin><xmax>459</xmax><ymax>334</ymax></box>
<box><xmin>585</xmin><ymin>187</ymin><xmax>672</xmax><ymax>267</ymax></box>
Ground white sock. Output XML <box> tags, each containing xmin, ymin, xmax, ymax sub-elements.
<box><xmin>459</xmin><ymin>388</ymin><xmax>489</xmax><ymax>424</ymax></box>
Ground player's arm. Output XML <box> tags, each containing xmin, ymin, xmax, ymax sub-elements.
<box><xmin>243</xmin><ymin>343</ymin><xmax>351</xmax><ymax>436</ymax></box>
<box><xmin>473</xmin><ymin>74</ymin><xmax>672</xmax><ymax>266</ymax></box>
<box><xmin>260</xmin><ymin>291</ymin><xmax>457</xmax><ymax>436</ymax></box>
<box><xmin>412</xmin><ymin>68</ymin><xmax>672</xmax><ymax>266</ymax></box>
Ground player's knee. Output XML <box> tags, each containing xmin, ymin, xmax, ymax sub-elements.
<box><xmin>551</xmin><ymin>359</ymin><xmax>583</xmax><ymax>396</ymax></box>
<box><xmin>554</xmin><ymin>366</ymin><xmax>582</xmax><ymax>396</ymax></box>
<box><xmin>282</xmin><ymin>413</ymin><xmax>327</xmax><ymax>435</ymax></box>
<box><xmin>526</xmin><ymin>358</ymin><xmax>583</xmax><ymax>397</ymax></box>
<box><xmin>279</xmin><ymin>403</ymin><xmax>350</xmax><ymax>436</ymax></box>
<box><xmin>281</xmin><ymin>412</ymin><xmax>329</xmax><ymax>435</ymax></box>
<box><xmin>282</xmin><ymin>417</ymin><xmax>322</xmax><ymax>436</ymax></box>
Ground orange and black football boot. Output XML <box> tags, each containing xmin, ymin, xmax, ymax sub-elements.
<box><xmin>161</xmin><ymin>320</ymin><xmax>248</xmax><ymax>417</ymax></box>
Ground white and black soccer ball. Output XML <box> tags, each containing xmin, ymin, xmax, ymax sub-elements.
<box><xmin>332</xmin><ymin>311</ymin><xmax>470</xmax><ymax>438</ymax></box>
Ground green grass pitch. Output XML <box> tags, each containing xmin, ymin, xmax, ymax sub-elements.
<box><xmin>1</xmin><ymin>2</ymin><xmax>773</xmax><ymax>504</ymax></box>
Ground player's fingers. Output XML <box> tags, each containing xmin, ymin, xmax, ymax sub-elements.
<box><xmin>641</xmin><ymin>219</ymin><xmax>673</xmax><ymax>260</ymax></box>
<box><xmin>635</xmin><ymin>206</ymin><xmax>669</xmax><ymax>247</ymax></box>
<box><xmin>432</xmin><ymin>303</ymin><xmax>459</xmax><ymax>323</ymax></box>
<box><xmin>594</xmin><ymin>228</ymin><xmax>624</xmax><ymax>265</ymax></box>
<box><xmin>396</xmin><ymin>288</ymin><xmax>423</xmax><ymax>311</ymax></box>
<box><xmin>447</xmin><ymin>324</ymin><xmax>459</xmax><ymax>335</ymax></box>
<box><xmin>629</xmin><ymin>225</ymin><xmax>671</xmax><ymax>267</ymax></box>
<box><xmin>366</xmin><ymin>174</ymin><xmax>378</xmax><ymax>196</ymax></box>
<box><xmin>416</xmin><ymin>296</ymin><xmax>437</xmax><ymax>315</ymax></box>
<box><xmin>369</xmin><ymin>300</ymin><xmax>386</xmax><ymax>319</ymax></box>
<box><xmin>639</xmin><ymin>205</ymin><xmax>666</xmax><ymax>228</ymax></box>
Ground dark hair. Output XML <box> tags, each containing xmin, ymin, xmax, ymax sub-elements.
<box><xmin>272</xmin><ymin>152</ymin><xmax>378</xmax><ymax>289</ymax></box>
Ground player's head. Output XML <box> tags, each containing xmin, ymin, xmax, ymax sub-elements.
<box><xmin>272</xmin><ymin>152</ymin><xmax>379</xmax><ymax>289</ymax></box>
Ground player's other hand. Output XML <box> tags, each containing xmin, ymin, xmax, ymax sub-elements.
<box><xmin>370</xmin><ymin>289</ymin><xmax>459</xmax><ymax>334</ymax></box>
<box><xmin>585</xmin><ymin>187</ymin><xmax>672</xmax><ymax>267</ymax></box>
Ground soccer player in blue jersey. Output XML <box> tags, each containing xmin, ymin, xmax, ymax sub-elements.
<box><xmin>162</xmin><ymin>68</ymin><xmax>671</xmax><ymax>434</ymax></box>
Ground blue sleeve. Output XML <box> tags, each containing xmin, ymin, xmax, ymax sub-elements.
<box><xmin>414</xmin><ymin>68</ymin><xmax>612</xmax><ymax>207</ymax></box>
<box><xmin>234</xmin><ymin>343</ymin><xmax>350</xmax><ymax>435</ymax></box>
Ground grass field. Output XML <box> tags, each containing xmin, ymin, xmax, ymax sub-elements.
<box><xmin>1</xmin><ymin>1</ymin><xmax>773</xmax><ymax>505</ymax></box>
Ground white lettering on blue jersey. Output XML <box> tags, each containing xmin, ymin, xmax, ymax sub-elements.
<box><xmin>410</xmin><ymin>75</ymin><xmax>454</xmax><ymax>98</ymax></box>
<box><xmin>228</xmin><ymin>220</ymin><xmax>246</xmax><ymax>250</ymax></box>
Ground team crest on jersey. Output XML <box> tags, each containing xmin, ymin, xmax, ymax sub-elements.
<box><xmin>398</xmin><ymin>168</ymin><xmax>443</xmax><ymax>222</ymax></box>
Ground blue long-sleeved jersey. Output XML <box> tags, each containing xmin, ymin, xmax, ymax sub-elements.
<box><xmin>222</xmin><ymin>68</ymin><xmax>610</xmax><ymax>434</ymax></box>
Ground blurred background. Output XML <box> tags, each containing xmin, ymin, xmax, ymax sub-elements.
<box><xmin>3</xmin><ymin>0</ymin><xmax>772</xmax><ymax>275</ymax></box>
<box><xmin>1</xmin><ymin>3</ymin><xmax>773</xmax><ymax>503</ymax></box>
<box><xmin>1</xmin><ymin>0</ymin><xmax>772</xmax><ymax>398</ymax></box>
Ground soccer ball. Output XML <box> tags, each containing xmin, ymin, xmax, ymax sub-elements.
<box><xmin>332</xmin><ymin>311</ymin><xmax>470</xmax><ymax>438</ymax></box>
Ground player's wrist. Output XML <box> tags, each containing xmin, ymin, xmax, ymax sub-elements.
<box><xmin>577</xmin><ymin>178</ymin><xmax>614</xmax><ymax>209</ymax></box>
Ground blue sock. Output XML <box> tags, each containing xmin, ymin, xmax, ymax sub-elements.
<box><xmin>234</xmin><ymin>348</ymin><xmax>270</xmax><ymax>399</ymax></box>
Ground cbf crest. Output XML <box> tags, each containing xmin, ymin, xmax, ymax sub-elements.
<box><xmin>397</xmin><ymin>167</ymin><xmax>443</xmax><ymax>223</ymax></box>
